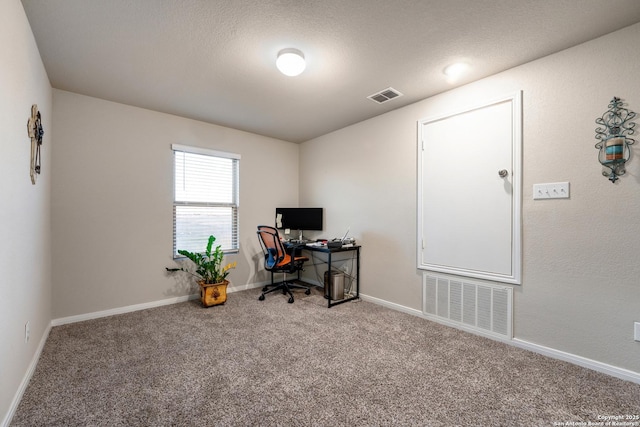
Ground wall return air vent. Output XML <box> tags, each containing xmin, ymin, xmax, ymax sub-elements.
<box><xmin>423</xmin><ymin>272</ymin><xmax>513</xmax><ymax>340</ymax></box>
<box><xmin>367</xmin><ymin>87</ymin><xmax>403</xmax><ymax>104</ymax></box>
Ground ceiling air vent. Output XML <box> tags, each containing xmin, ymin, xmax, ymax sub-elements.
<box><xmin>367</xmin><ymin>87</ymin><xmax>403</xmax><ymax>104</ymax></box>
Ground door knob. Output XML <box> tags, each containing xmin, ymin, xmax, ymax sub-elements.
<box><xmin>498</xmin><ymin>169</ymin><xmax>508</xmax><ymax>178</ymax></box>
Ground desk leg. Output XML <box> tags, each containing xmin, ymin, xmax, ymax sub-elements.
<box><xmin>356</xmin><ymin>246</ymin><xmax>360</xmax><ymax>299</ymax></box>
<box><xmin>326</xmin><ymin>251</ymin><xmax>332</xmax><ymax>308</ymax></box>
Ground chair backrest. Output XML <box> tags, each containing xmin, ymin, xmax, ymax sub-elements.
<box><xmin>257</xmin><ymin>225</ymin><xmax>286</xmax><ymax>271</ymax></box>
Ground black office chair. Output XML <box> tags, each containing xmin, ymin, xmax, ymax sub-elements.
<box><xmin>257</xmin><ymin>225</ymin><xmax>311</xmax><ymax>303</ymax></box>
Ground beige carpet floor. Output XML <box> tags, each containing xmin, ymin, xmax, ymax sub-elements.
<box><xmin>11</xmin><ymin>286</ymin><xmax>640</xmax><ymax>426</ymax></box>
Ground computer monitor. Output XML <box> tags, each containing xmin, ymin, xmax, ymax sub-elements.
<box><xmin>275</xmin><ymin>208</ymin><xmax>323</xmax><ymax>234</ymax></box>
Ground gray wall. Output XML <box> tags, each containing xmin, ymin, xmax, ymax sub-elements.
<box><xmin>300</xmin><ymin>23</ymin><xmax>640</xmax><ymax>374</ymax></box>
<box><xmin>52</xmin><ymin>90</ymin><xmax>300</xmax><ymax>319</ymax></box>
<box><xmin>0</xmin><ymin>1</ymin><xmax>52</xmax><ymax>423</ymax></box>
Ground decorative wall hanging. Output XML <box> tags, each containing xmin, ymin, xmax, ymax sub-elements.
<box><xmin>595</xmin><ymin>97</ymin><xmax>636</xmax><ymax>183</ymax></box>
<box><xmin>27</xmin><ymin>104</ymin><xmax>44</xmax><ymax>185</ymax></box>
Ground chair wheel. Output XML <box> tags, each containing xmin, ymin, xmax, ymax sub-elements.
<box><xmin>258</xmin><ymin>294</ymin><xmax>265</xmax><ymax>301</ymax></box>
<box><xmin>288</xmin><ymin>296</ymin><xmax>294</xmax><ymax>304</ymax></box>
<box><xmin>262</xmin><ymin>286</ymin><xmax>269</xmax><ymax>292</ymax></box>
<box><xmin>305</xmin><ymin>289</ymin><xmax>311</xmax><ymax>295</ymax></box>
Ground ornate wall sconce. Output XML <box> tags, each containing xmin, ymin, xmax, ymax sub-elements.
<box><xmin>595</xmin><ymin>97</ymin><xmax>636</xmax><ymax>183</ymax></box>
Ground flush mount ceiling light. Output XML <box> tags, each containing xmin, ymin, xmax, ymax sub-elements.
<box><xmin>276</xmin><ymin>48</ymin><xmax>306</xmax><ymax>76</ymax></box>
<box><xmin>443</xmin><ymin>62</ymin><xmax>470</xmax><ymax>79</ymax></box>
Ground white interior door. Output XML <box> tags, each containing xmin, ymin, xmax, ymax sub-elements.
<box><xmin>417</xmin><ymin>92</ymin><xmax>521</xmax><ymax>284</ymax></box>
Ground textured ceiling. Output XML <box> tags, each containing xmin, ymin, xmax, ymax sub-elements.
<box><xmin>21</xmin><ymin>0</ymin><xmax>640</xmax><ymax>143</ymax></box>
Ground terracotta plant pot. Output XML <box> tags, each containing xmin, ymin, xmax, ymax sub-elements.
<box><xmin>198</xmin><ymin>279</ymin><xmax>229</xmax><ymax>307</ymax></box>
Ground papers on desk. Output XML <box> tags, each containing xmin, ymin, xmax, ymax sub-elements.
<box><xmin>305</xmin><ymin>242</ymin><xmax>355</xmax><ymax>248</ymax></box>
<box><xmin>305</xmin><ymin>241</ymin><xmax>325</xmax><ymax>248</ymax></box>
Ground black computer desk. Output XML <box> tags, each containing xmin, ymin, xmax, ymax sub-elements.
<box><xmin>284</xmin><ymin>242</ymin><xmax>360</xmax><ymax>308</ymax></box>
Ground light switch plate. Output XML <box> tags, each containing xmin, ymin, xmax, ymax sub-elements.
<box><xmin>533</xmin><ymin>182</ymin><xmax>570</xmax><ymax>200</ymax></box>
<box><xmin>635</xmin><ymin>322</ymin><xmax>640</xmax><ymax>342</ymax></box>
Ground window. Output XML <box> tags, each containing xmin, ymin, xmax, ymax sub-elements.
<box><xmin>172</xmin><ymin>144</ymin><xmax>240</xmax><ymax>256</ymax></box>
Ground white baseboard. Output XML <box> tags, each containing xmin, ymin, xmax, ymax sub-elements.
<box><xmin>511</xmin><ymin>339</ymin><xmax>640</xmax><ymax>385</ymax></box>
<box><xmin>359</xmin><ymin>293</ymin><xmax>424</xmax><ymax>317</ymax></box>
<box><xmin>51</xmin><ymin>294</ymin><xmax>199</xmax><ymax>326</ymax></box>
<box><xmin>228</xmin><ymin>281</ymin><xmax>269</xmax><ymax>293</ymax></box>
<box><xmin>359</xmin><ymin>293</ymin><xmax>640</xmax><ymax>385</ymax></box>
<box><xmin>2</xmin><ymin>323</ymin><xmax>52</xmax><ymax>427</ymax></box>
<box><xmin>52</xmin><ymin>282</ymin><xmax>266</xmax><ymax>326</ymax></box>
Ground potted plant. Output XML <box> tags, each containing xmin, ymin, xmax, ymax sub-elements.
<box><xmin>166</xmin><ymin>235</ymin><xmax>237</xmax><ymax>307</ymax></box>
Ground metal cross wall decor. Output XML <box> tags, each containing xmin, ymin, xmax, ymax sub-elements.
<box><xmin>27</xmin><ymin>104</ymin><xmax>44</xmax><ymax>185</ymax></box>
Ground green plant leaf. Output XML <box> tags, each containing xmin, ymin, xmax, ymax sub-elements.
<box><xmin>206</xmin><ymin>235</ymin><xmax>215</xmax><ymax>258</ymax></box>
<box><xmin>166</xmin><ymin>235</ymin><xmax>235</xmax><ymax>285</ymax></box>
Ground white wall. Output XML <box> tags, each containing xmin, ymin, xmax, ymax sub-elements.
<box><xmin>52</xmin><ymin>90</ymin><xmax>299</xmax><ymax>318</ymax></box>
<box><xmin>0</xmin><ymin>0</ymin><xmax>52</xmax><ymax>424</ymax></box>
<box><xmin>4</xmin><ymin>8</ymin><xmax>639</xmax><ymax>425</ymax></box>
<box><xmin>300</xmin><ymin>23</ymin><xmax>640</xmax><ymax>374</ymax></box>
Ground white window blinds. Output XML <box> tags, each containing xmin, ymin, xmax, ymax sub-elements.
<box><xmin>172</xmin><ymin>144</ymin><xmax>240</xmax><ymax>256</ymax></box>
